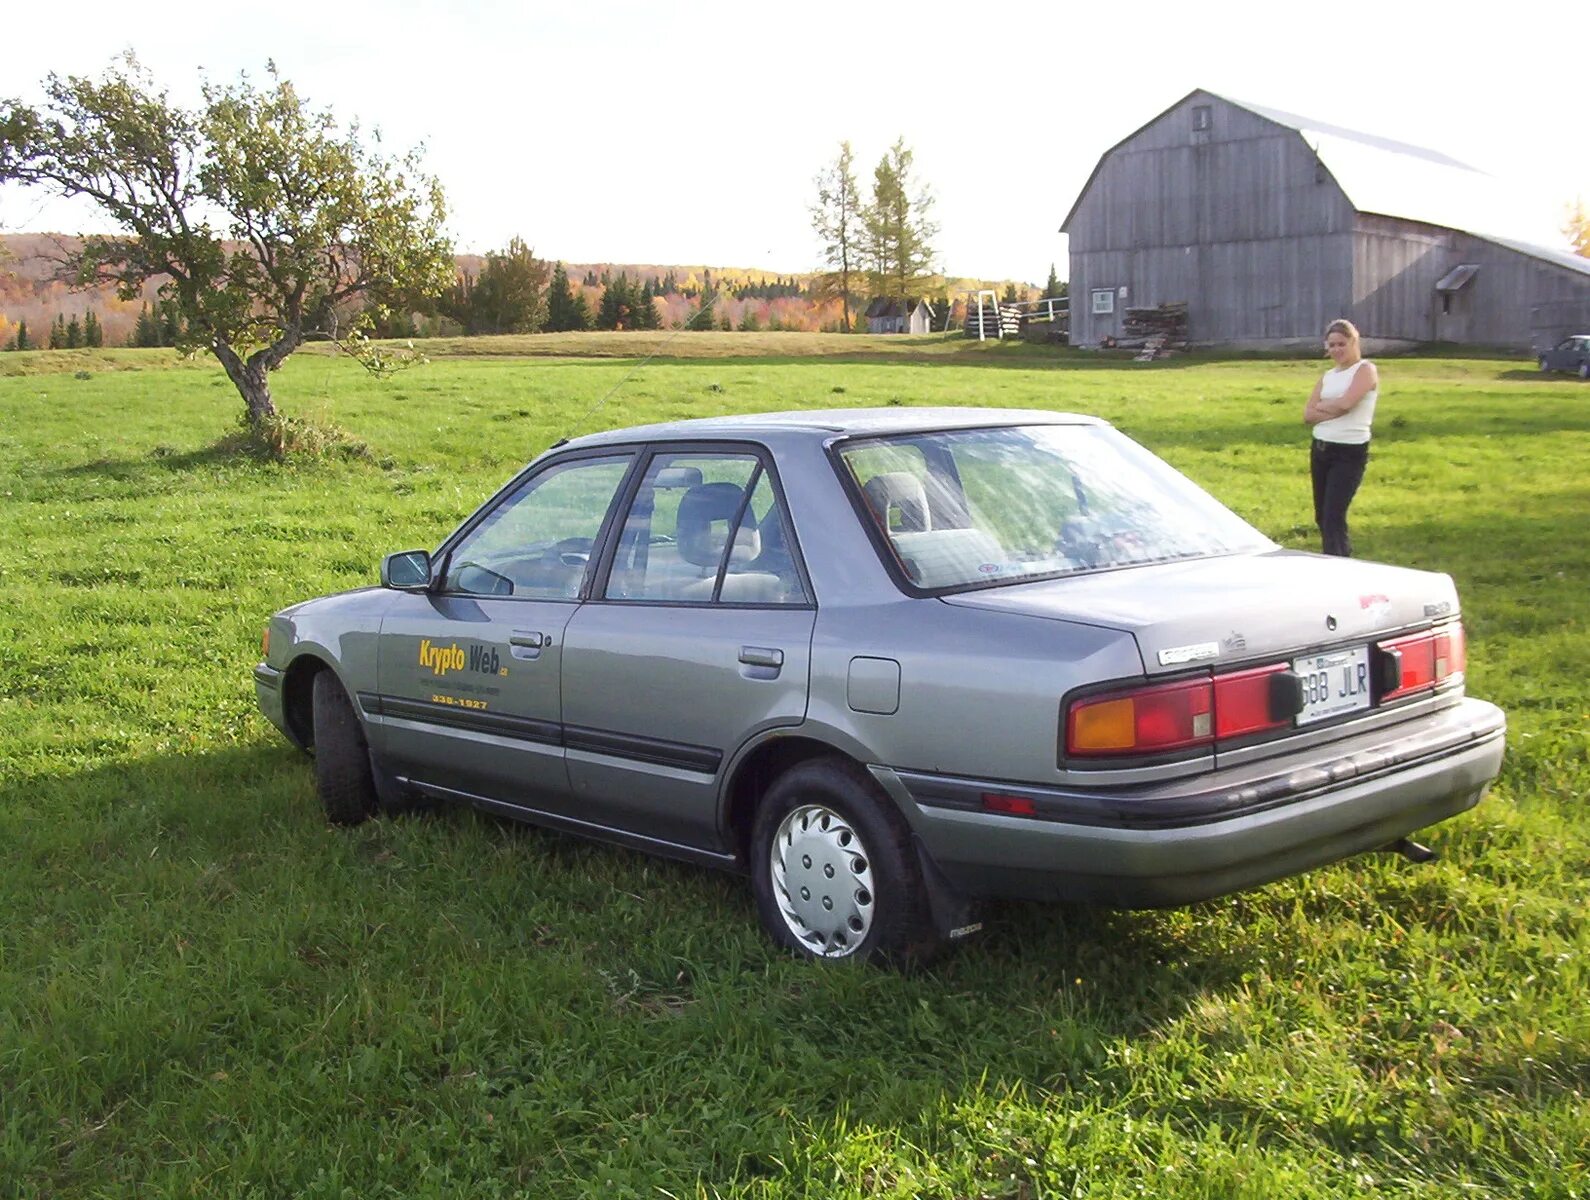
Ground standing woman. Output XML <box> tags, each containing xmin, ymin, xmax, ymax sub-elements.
<box><xmin>1304</xmin><ymin>319</ymin><xmax>1379</xmax><ymax>556</ymax></box>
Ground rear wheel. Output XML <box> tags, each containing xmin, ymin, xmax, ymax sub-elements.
<box><xmin>750</xmin><ymin>759</ymin><xmax>938</xmax><ymax>965</ymax></box>
<box><xmin>1539</xmin><ymin>356</ymin><xmax>1550</xmax><ymax>372</ymax></box>
<box><xmin>1579</xmin><ymin>362</ymin><xmax>1589</xmax><ymax>381</ymax></box>
<box><xmin>311</xmin><ymin>670</ymin><xmax>378</xmax><ymax>825</ymax></box>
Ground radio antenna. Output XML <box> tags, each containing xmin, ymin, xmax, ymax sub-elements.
<box><xmin>557</xmin><ymin>283</ymin><xmax>723</xmax><ymax>444</ymax></box>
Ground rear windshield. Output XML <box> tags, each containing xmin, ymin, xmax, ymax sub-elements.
<box><xmin>837</xmin><ymin>424</ymin><xmax>1273</xmax><ymax>591</ymax></box>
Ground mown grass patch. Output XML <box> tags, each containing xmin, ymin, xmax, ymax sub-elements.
<box><xmin>1</xmin><ymin>346</ymin><xmax>1585</xmax><ymax>1197</ymax></box>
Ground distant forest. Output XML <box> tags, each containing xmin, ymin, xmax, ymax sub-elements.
<box><xmin>0</xmin><ymin>234</ymin><xmax>1040</xmax><ymax>349</ymax></box>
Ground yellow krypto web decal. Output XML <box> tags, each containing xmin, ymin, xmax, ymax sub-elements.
<box><xmin>418</xmin><ymin>640</ymin><xmax>507</xmax><ymax>677</ymax></box>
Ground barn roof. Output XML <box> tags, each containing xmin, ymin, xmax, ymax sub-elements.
<box><xmin>1064</xmin><ymin>89</ymin><xmax>1588</xmax><ymax>277</ymax></box>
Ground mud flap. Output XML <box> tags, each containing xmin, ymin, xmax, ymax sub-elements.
<box><xmin>913</xmin><ymin>835</ymin><xmax>983</xmax><ymax>941</ymax></box>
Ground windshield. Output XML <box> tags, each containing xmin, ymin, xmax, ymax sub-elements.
<box><xmin>837</xmin><ymin>423</ymin><xmax>1273</xmax><ymax>591</ymax></box>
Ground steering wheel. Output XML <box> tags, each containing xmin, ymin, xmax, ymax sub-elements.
<box><xmin>548</xmin><ymin>536</ymin><xmax>594</xmax><ymax>567</ymax></box>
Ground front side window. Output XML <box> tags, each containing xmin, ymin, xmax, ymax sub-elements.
<box><xmin>443</xmin><ymin>455</ymin><xmax>632</xmax><ymax>598</ymax></box>
<box><xmin>604</xmin><ymin>452</ymin><xmax>808</xmax><ymax>605</ymax></box>
<box><xmin>838</xmin><ymin>424</ymin><xmax>1273</xmax><ymax>592</ymax></box>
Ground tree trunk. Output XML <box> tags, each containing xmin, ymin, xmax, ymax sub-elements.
<box><xmin>212</xmin><ymin>338</ymin><xmax>287</xmax><ymax>428</ymax></box>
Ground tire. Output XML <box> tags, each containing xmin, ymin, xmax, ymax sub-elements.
<box><xmin>1579</xmin><ymin>362</ymin><xmax>1589</xmax><ymax>381</ymax></box>
<box><xmin>750</xmin><ymin>758</ymin><xmax>938</xmax><ymax>965</ymax></box>
<box><xmin>1539</xmin><ymin>356</ymin><xmax>1550</xmax><ymax>372</ymax></box>
<box><xmin>311</xmin><ymin>670</ymin><xmax>378</xmax><ymax>826</ymax></box>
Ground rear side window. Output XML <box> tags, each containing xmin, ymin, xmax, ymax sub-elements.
<box><xmin>604</xmin><ymin>453</ymin><xmax>808</xmax><ymax>605</ymax></box>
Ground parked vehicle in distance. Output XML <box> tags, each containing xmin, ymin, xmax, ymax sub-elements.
<box><xmin>255</xmin><ymin>408</ymin><xmax>1506</xmax><ymax>963</ymax></box>
<box><xmin>1537</xmin><ymin>335</ymin><xmax>1590</xmax><ymax>378</ymax></box>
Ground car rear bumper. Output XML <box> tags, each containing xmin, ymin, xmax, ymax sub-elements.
<box><xmin>873</xmin><ymin>697</ymin><xmax>1505</xmax><ymax>907</ymax></box>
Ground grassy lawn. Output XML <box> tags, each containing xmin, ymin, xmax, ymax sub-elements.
<box><xmin>1</xmin><ymin>336</ymin><xmax>1585</xmax><ymax>1198</ymax></box>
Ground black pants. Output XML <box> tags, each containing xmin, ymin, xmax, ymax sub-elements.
<box><xmin>1311</xmin><ymin>439</ymin><xmax>1369</xmax><ymax>557</ymax></box>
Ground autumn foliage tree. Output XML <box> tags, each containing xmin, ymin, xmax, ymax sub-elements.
<box><xmin>1566</xmin><ymin>199</ymin><xmax>1590</xmax><ymax>259</ymax></box>
<box><xmin>862</xmin><ymin>138</ymin><xmax>939</xmax><ymax>304</ymax></box>
<box><xmin>810</xmin><ymin>141</ymin><xmax>864</xmax><ymax>332</ymax></box>
<box><xmin>0</xmin><ymin>55</ymin><xmax>453</xmax><ymax>428</ymax></box>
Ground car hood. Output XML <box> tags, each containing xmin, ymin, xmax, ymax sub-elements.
<box><xmin>940</xmin><ymin>550</ymin><xmax>1459</xmax><ymax>675</ymax></box>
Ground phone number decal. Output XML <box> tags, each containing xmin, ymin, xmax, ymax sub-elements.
<box><xmin>430</xmin><ymin>694</ymin><xmax>489</xmax><ymax>710</ymax></box>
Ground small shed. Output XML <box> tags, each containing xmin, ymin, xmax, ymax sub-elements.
<box><xmin>865</xmin><ymin>298</ymin><xmax>935</xmax><ymax>335</ymax></box>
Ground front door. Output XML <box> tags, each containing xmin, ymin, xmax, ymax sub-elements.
<box><xmin>560</xmin><ymin>449</ymin><xmax>816</xmax><ymax>849</ymax></box>
<box><xmin>373</xmin><ymin>452</ymin><xmax>635</xmax><ymax>808</ymax></box>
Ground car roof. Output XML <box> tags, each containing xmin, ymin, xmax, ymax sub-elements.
<box><xmin>560</xmin><ymin>407</ymin><xmax>1107</xmax><ymax>450</ymax></box>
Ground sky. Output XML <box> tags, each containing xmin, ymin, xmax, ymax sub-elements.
<box><xmin>1</xmin><ymin>0</ymin><xmax>1585</xmax><ymax>284</ymax></box>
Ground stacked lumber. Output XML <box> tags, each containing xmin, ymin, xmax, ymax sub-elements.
<box><xmin>1120</xmin><ymin>303</ymin><xmax>1188</xmax><ymax>355</ymax></box>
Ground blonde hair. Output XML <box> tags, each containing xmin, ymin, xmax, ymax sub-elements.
<box><xmin>1324</xmin><ymin>319</ymin><xmax>1361</xmax><ymax>352</ymax></box>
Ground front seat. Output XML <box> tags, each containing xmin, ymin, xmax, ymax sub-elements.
<box><xmin>676</xmin><ymin>482</ymin><xmax>782</xmax><ymax>602</ymax></box>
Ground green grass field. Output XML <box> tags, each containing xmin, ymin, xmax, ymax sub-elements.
<box><xmin>1</xmin><ymin>335</ymin><xmax>1585</xmax><ymax>1198</ymax></box>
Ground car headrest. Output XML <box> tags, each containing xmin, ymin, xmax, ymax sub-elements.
<box><xmin>863</xmin><ymin>471</ymin><xmax>931</xmax><ymax>533</ymax></box>
<box><xmin>677</xmin><ymin>482</ymin><xmax>760</xmax><ymax>569</ymax></box>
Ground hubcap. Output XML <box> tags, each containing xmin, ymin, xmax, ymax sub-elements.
<box><xmin>769</xmin><ymin>804</ymin><xmax>876</xmax><ymax>957</ymax></box>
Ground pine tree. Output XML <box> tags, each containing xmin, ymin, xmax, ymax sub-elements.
<box><xmin>132</xmin><ymin>302</ymin><xmax>159</xmax><ymax>347</ymax></box>
<box><xmin>545</xmin><ymin>262</ymin><xmax>584</xmax><ymax>333</ymax></box>
<box><xmin>1001</xmin><ymin>282</ymin><xmax>1019</xmax><ymax>305</ymax></box>
<box><xmin>596</xmin><ymin>273</ymin><xmax>632</xmax><ymax>330</ymax></box>
<box><xmin>49</xmin><ymin>314</ymin><xmax>66</xmax><ymax>349</ymax></box>
<box><xmin>633</xmin><ymin>279</ymin><xmax>660</xmax><ymax>330</ymax></box>
<box><xmin>1043</xmin><ymin>263</ymin><xmax>1067</xmax><ymax>300</ymax></box>
<box><xmin>159</xmin><ymin>299</ymin><xmax>182</xmax><ymax>345</ymax></box>
<box><xmin>84</xmin><ymin>310</ymin><xmax>103</xmax><ymax>347</ymax></box>
<box><xmin>862</xmin><ymin>138</ymin><xmax>940</xmax><ymax>304</ymax></box>
<box><xmin>12</xmin><ymin>319</ymin><xmax>28</xmax><ymax>350</ymax></box>
<box><xmin>66</xmin><ymin>315</ymin><xmax>83</xmax><ymax>348</ymax></box>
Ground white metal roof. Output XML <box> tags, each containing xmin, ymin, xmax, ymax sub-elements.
<box><xmin>1217</xmin><ymin>94</ymin><xmax>1588</xmax><ymax>275</ymax></box>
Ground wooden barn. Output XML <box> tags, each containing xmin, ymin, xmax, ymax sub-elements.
<box><xmin>1062</xmin><ymin>90</ymin><xmax>1590</xmax><ymax>351</ymax></box>
<box><xmin>864</xmin><ymin>297</ymin><xmax>935</xmax><ymax>335</ymax></box>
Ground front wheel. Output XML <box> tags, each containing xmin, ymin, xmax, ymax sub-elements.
<box><xmin>311</xmin><ymin>670</ymin><xmax>378</xmax><ymax>825</ymax></box>
<box><xmin>750</xmin><ymin>759</ymin><xmax>938</xmax><ymax>965</ymax></box>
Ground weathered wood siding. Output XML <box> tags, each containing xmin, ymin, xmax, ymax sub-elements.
<box><xmin>1353</xmin><ymin>215</ymin><xmax>1590</xmax><ymax>347</ymax></box>
<box><xmin>1066</xmin><ymin>94</ymin><xmax>1355</xmax><ymax>346</ymax></box>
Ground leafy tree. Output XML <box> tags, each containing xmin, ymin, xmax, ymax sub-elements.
<box><xmin>464</xmin><ymin>237</ymin><xmax>549</xmax><ymax>335</ymax></box>
<box><xmin>862</xmin><ymin>138</ymin><xmax>939</xmax><ymax>304</ymax></box>
<box><xmin>83</xmin><ymin>310</ymin><xmax>103</xmax><ymax>347</ymax></box>
<box><xmin>810</xmin><ymin>141</ymin><xmax>864</xmax><ymax>333</ymax></box>
<box><xmin>66</xmin><ymin>314</ymin><xmax>83</xmax><ymax>348</ymax></box>
<box><xmin>0</xmin><ymin>55</ymin><xmax>453</xmax><ymax>429</ymax></box>
<box><xmin>12</xmin><ymin>319</ymin><xmax>29</xmax><ymax>350</ymax></box>
<box><xmin>737</xmin><ymin>308</ymin><xmax>761</xmax><ymax>332</ymax></box>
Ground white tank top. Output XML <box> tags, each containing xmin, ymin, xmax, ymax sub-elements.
<box><xmin>1314</xmin><ymin>359</ymin><xmax>1377</xmax><ymax>445</ymax></box>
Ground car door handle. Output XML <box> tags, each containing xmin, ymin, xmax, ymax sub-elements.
<box><xmin>739</xmin><ymin>646</ymin><xmax>783</xmax><ymax>668</ymax></box>
<box><xmin>510</xmin><ymin>630</ymin><xmax>546</xmax><ymax>648</ymax></box>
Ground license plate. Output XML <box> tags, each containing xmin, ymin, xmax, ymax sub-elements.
<box><xmin>1293</xmin><ymin>645</ymin><xmax>1372</xmax><ymax>726</ymax></box>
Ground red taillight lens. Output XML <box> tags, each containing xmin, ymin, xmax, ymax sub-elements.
<box><xmin>1213</xmin><ymin>664</ymin><xmax>1291</xmax><ymax>740</ymax></box>
<box><xmin>1379</xmin><ymin>621</ymin><xmax>1463</xmax><ymax>699</ymax></box>
<box><xmin>1067</xmin><ymin>677</ymin><xmax>1213</xmax><ymax>757</ymax></box>
<box><xmin>981</xmin><ymin>792</ymin><xmax>1037</xmax><ymax>816</ymax></box>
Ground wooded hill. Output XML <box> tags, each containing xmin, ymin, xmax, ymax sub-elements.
<box><xmin>1</xmin><ymin>233</ymin><xmax>1036</xmax><ymax>347</ymax></box>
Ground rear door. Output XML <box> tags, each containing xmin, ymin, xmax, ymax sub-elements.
<box><xmin>373</xmin><ymin>452</ymin><xmax>635</xmax><ymax>808</ymax></box>
<box><xmin>560</xmin><ymin>447</ymin><xmax>815</xmax><ymax>849</ymax></box>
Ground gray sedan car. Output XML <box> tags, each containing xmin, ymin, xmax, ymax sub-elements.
<box><xmin>255</xmin><ymin>408</ymin><xmax>1505</xmax><ymax>962</ymax></box>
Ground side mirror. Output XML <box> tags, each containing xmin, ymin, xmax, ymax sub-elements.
<box><xmin>381</xmin><ymin>549</ymin><xmax>433</xmax><ymax>589</ymax></box>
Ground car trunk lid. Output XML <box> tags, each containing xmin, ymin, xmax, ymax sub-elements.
<box><xmin>940</xmin><ymin>550</ymin><xmax>1457</xmax><ymax>674</ymax></box>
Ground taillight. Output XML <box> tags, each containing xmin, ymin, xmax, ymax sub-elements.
<box><xmin>1213</xmin><ymin>664</ymin><xmax>1291</xmax><ymax>740</ymax></box>
<box><xmin>1379</xmin><ymin>621</ymin><xmax>1463</xmax><ymax>700</ymax></box>
<box><xmin>1067</xmin><ymin>677</ymin><xmax>1212</xmax><ymax>757</ymax></box>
